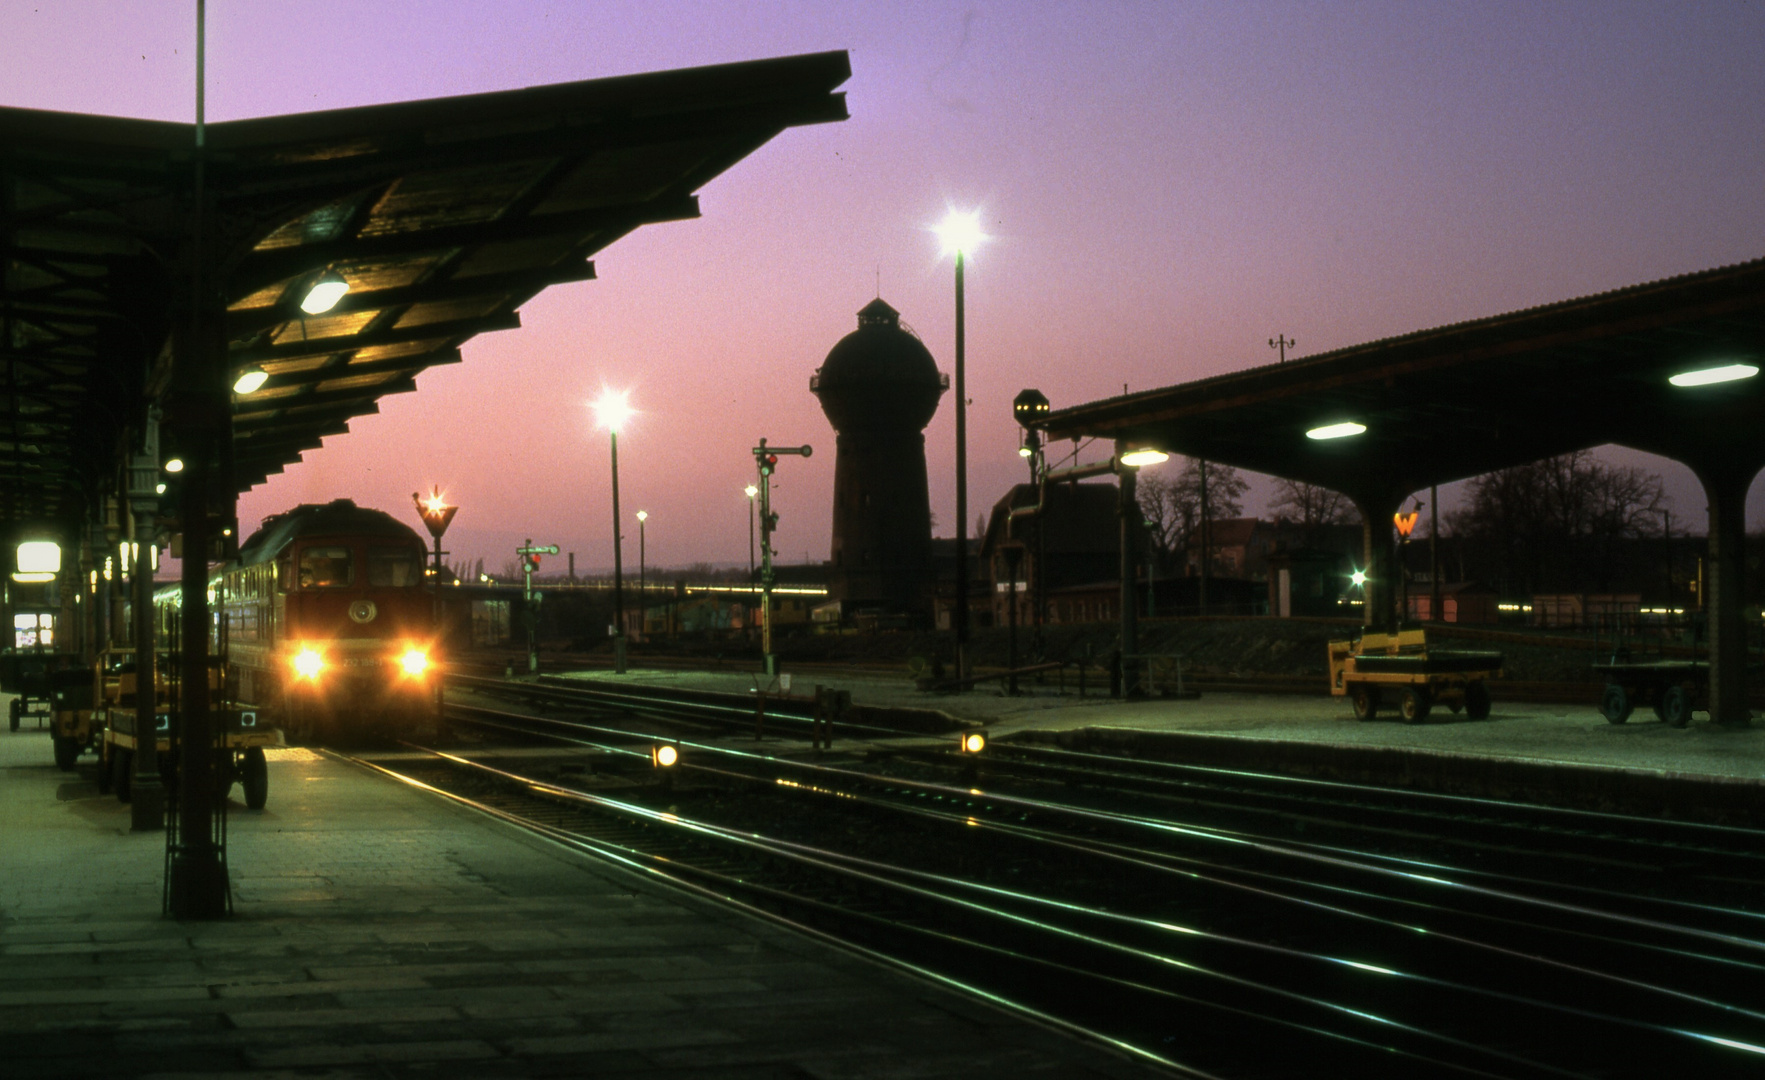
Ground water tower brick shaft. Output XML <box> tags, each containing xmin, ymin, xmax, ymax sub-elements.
<box><xmin>811</xmin><ymin>299</ymin><xmax>948</xmax><ymax>615</ymax></box>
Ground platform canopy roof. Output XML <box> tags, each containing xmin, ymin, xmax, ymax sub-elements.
<box><xmin>0</xmin><ymin>50</ymin><xmax>850</xmax><ymax>531</ymax></box>
<box><xmin>1041</xmin><ymin>257</ymin><xmax>1765</xmax><ymax>508</ymax></box>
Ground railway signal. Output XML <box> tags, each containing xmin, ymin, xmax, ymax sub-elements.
<box><xmin>751</xmin><ymin>439</ymin><xmax>812</xmax><ymax>676</ymax></box>
<box><xmin>517</xmin><ymin>540</ymin><xmax>559</xmax><ymax>674</ymax></box>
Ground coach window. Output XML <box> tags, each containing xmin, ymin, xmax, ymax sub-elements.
<box><xmin>298</xmin><ymin>546</ymin><xmax>354</xmax><ymax>589</ymax></box>
<box><xmin>368</xmin><ymin>547</ymin><xmax>421</xmax><ymax>587</ymax></box>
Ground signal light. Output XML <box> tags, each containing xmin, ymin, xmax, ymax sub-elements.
<box><xmin>960</xmin><ymin>732</ymin><xmax>986</xmax><ymax>754</ymax></box>
<box><xmin>651</xmin><ymin>743</ymin><xmax>679</xmax><ymax>768</ymax></box>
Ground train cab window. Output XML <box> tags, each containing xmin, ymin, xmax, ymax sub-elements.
<box><xmin>368</xmin><ymin>548</ymin><xmax>421</xmax><ymax>587</ymax></box>
<box><xmin>298</xmin><ymin>546</ymin><xmax>354</xmax><ymax>589</ymax></box>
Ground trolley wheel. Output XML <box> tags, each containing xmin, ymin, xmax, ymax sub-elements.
<box><xmin>1600</xmin><ymin>683</ymin><xmax>1633</xmax><ymax>724</ymax></box>
<box><xmin>112</xmin><ymin>749</ymin><xmax>133</xmax><ymax>804</ymax></box>
<box><xmin>1660</xmin><ymin>684</ymin><xmax>1692</xmax><ymax>728</ymax></box>
<box><xmin>242</xmin><ymin>747</ymin><xmax>269</xmax><ymax>810</ymax></box>
<box><xmin>1465</xmin><ymin>681</ymin><xmax>1492</xmax><ymax>721</ymax></box>
<box><xmin>1351</xmin><ymin>686</ymin><xmax>1379</xmax><ymax>721</ymax></box>
<box><xmin>8</xmin><ymin>698</ymin><xmax>18</xmax><ymax>731</ymax></box>
<box><xmin>53</xmin><ymin>734</ymin><xmax>79</xmax><ymax>771</ymax></box>
<box><xmin>1399</xmin><ymin>687</ymin><xmax>1432</xmax><ymax>724</ymax></box>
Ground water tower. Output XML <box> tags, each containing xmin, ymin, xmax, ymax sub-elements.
<box><xmin>811</xmin><ymin>299</ymin><xmax>948</xmax><ymax>617</ymax></box>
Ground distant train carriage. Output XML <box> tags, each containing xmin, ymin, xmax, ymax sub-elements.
<box><xmin>159</xmin><ymin>499</ymin><xmax>441</xmax><ymax>744</ymax></box>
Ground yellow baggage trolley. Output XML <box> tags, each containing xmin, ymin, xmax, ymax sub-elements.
<box><xmin>1328</xmin><ymin>628</ymin><xmax>1503</xmax><ymax>723</ymax></box>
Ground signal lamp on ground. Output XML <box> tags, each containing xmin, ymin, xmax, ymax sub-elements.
<box><xmin>651</xmin><ymin>743</ymin><xmax>679</xmax><ymax>768</ymax></box>
<box><xmin>960</xmin><ymin>732</ymin><xmax>986</xmax><ymax>754</ymax></box>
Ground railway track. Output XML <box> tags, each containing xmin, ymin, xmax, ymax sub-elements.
<box><xmin>337</xmin><ymin>677</ymin><xmax>1765</xmax><ymax>1078</ymax></box>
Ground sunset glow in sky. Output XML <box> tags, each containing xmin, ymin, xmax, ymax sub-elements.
<box><xmin>5</xmin><ymin>2</ymin><xmax>1762</xmax><ymax>571</ymax></box>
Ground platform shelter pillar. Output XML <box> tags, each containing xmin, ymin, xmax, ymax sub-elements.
<box><xmin>1348</xmin><ymin>489</ymin><xmax>1408</xmax><ymax>632</ymax></box>
<box><xmin>1693</xmin><ymin>460</ymin><xmax>1759</xmax><ymax>728</ymax></box>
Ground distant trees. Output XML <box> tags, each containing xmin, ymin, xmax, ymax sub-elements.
<box><xmin>1444</xmin><ymin>451</ymin><xmax>1667</xmax><ymax>596</ymax></box>
<box><xmin>1266</xmin><ymin>479</ymin><xmax>1359</xmax><ymax>542</ymax></box>
<box><xmin>1138</xmin><ymin>458</ymin><xmax>1248</xmax><ymax>572</ymax></box>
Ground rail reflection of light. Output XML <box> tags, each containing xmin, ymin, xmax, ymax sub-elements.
<box><xmin>442</xmin><ymin>698</ymin><xmax>1765</xmax><ymax>1026</ymax></box>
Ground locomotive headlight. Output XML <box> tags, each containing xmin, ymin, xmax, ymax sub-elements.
<box><xmin>293</xmin><ymin>647</ymin><xmax>325</xmax><ymax>680</ymax></box>
<box><xmin>399</xmin><ymin>649</ymin><xmax>430</xmax><ymax>676</ymax></box>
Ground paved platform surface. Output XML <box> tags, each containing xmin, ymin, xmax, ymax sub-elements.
<box><xmin>567</xmin><ymin>668</ymin><xmax>1765</xmax><ymax>783</ymax></box>
<box><xmin>0</xmin><ymin>712</ymin><xmax>1165</xmax><ymax>1079</ymax></box>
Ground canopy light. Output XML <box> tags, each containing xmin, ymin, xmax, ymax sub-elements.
<box><xmin>591</xmin><ymin>387</ymin><xmax>636</xmax><ymax>433</ymax></box>
<box><xmin>17</xmin><ymin>541</ymin><xmax>61</xmax><ymax>575</ymax></box>
<box><xmin>232</xmin><ymin>367</ymin><xmax>269</xmax><ymax>394</ymax></box>
<box><xmin>1306</xmin><ymin>421</ymin><xmax>1367</xmax><ymax>440</ymax></box>
<box><xmin>300</xmin><ymin>268</ymin><xmax>350</xmax><ymax>315</ymax></box>
<box><xmin>163</xmin><ymin>458</ymin><xmax>184</xmax><ymax>473</ymax></box>
<box><xmin>933</xmin><ymin>208</ymin><xmax>988</xmax><ymax>258</ymax></box>
<box><xmin>1119</xmin><ymin>449</ymin><xmax>1169</xmax><ymax>468</ymax></box>
<box><xmin>1668</xmin><ymin>363</ymin><xmax>1758</xmax><ymax>388</ymax></box>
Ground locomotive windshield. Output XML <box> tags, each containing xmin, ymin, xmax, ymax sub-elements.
<box><xmin>298</xmin><ymin>546</ymin><xmax>354</xmax><ymax>588</ymax></box>
<box><xmin>367</xmin><ymin>547</ymin><xmax>422</xmax><ymax>587</ymax></box>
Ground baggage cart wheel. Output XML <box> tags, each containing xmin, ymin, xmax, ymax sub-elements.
<box><xmin>1600</xmin><ymin>683</ymin><xmax>1633</xmax><ymax>724</ymax></box>
<box><xmin>1660</xmin><ymin>684</ymin><xmax>1691</xmax><ymax>728</ymax></box>
<box><xmin>242</xmin><ymin>747</ymin><xmax>269</xmax><ymax>810</ymax></box>
<box><xmin>1465</xmin><ymin>682</ymin><xmax>1492</xmax><ymax>721</ymax></box>
<box><xmin>1351</xmin><ymin>686</ymin><xmax>1379</xmax><ymax>721</ymax></box>
<box><xmin>112</xmin><ymin>749</ymin><xmax>133</xmax><ymax>804</ymax></box>
<box><xmin>1399</xmin><ymin>687</ymin><xmax>1432</xmax><ymax>724</ymax></box>
<box><xmin>53</xmin><ymin>734</ymin><xmax>78</xmax><ymax>771</ymax></box>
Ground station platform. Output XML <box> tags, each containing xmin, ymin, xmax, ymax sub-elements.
<box><xmin>565</xmin><ymin>668</ymin><xmax>1765</xmax><ymax>821</ymax></box>
<box><xmin>0</xmin><ymin>712</ymin><xmax>1164</xmax><ymax>1079</ymax></box>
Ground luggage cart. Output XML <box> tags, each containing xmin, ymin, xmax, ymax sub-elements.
<box><xmin>1328</xmin><ymin>628</ymin><xmax>1504</xmax><ymax>723</ymax></box>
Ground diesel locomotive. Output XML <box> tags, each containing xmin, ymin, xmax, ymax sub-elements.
<box><xmin>163</xmin><ymin>498</ymin><xmax>442</xmax><ymax>743</ymax></box>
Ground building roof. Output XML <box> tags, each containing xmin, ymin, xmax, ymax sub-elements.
<box><xmin>1039</xmin><ymin>257</ymin><xmax>1765</xmax><ymax>507</ymax></box>
<box><xmin>0</xmin><ymin>51</ymin><xmax>850</xmax><ymax>537</ymax></box>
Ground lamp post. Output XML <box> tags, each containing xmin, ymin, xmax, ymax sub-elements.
<box><xmin>635</xmin><ymin>510</ymin><xmax>647</xmax><ymax>643</ymax></box>
<box><xmin>592</xmin><ymin>389</ymin><xmax>635</xmax><ymax>674</ymax></box>
<box><xmin>934</xmin><ymin>209</ymin><xmax>987</xmax><ymax>680</ymax></box>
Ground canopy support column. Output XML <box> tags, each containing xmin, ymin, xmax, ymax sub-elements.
<box><xmin>1693</xmin><ymin>461</ymin><xmax>1759</xmax><ymax>728</ymax></box>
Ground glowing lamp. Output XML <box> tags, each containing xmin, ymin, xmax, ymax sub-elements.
<box><xmin>399</xmin><ymin>649</ymin><xmax>429</xmax><ymax>676</ymax></box>
<box><xmin>1119</xmin><ymin>449</ymin><xmax>1169</xmax><ymax>468</ymax></box>
<box><xmin>590</xmin><ymin>387</ymin><xmax>635</xmax><ymax>433</ymax></box>
<box><xmin>232</xmin><ymin>367</ymin><xmax>269</xmax><ymax>394</ymax></box>
<box><xmin>651</xmin><ymin>744</ymin><xmax>679</xmax><ymax>768</ymax></box>
<box><xmin>1306</xmin><ymin>422</ymin><xmax>1367</xmax><ymax>440</ymax></box>
<box><xmin>17</xmin><ymin>541</ymin><xmax>60</xmax><ymax>575</ymax></box>
<box><xmin>163</xmin><ymin>458</ymin><xmax>185</xmax><ymax>473</ymax></box>
<box><xmin>933</xmin><ymin>209</ymin><xmax>988</xmax><ymax>258</ymax></box>
<box><xmin>1350</xmin><ymin>570</ymin><xmax>1368</xmax><ymax>587</ymax></box>
<box><xmin>960</xmin><ymin>732</ymin><xmax>986</xmax><ymax>754</ymax></box>
<box><xmin>300</xmin><ymin>268</ymin><xmax>350</xmax><ymax>315</ymax></box>
<box><xmin>1668</xmin><ymin>363</ymin><xmax>1758</xmax><ymax>387</ymax></box>
<box><xmin>292</xmin><ymin>647</ymin><xmax>325</xmax><ymax>680</ymax></box>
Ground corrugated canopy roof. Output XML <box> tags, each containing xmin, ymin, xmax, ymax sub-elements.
<box><xmin>0</xmin><ymin>50</ymin><xmax>849</xmax><ymax>534</ymax></box>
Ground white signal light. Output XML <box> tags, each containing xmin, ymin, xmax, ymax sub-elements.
<box><xmin>961</xmin><ymin>732</ymin><xmax>987</xmax><ymax>754</ymax></box>
<box><xmin>651</xmin><ymin>744</ymin><xmax>679</xmax><ymax>768</ymax></box>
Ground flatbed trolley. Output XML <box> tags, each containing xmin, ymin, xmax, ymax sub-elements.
<box><xmin>3</xmin><ymin>650</ymin><xmax>76</xmax><ymax>732</ymax></box>
<box><xmin>1592</xmin><ymin>659</ymin><xmax>1707</xmax><ymax>727</ymax></box>
<box><xmin>92</xmin><ymin>649</ymin><xmax>283</xmax><ymax>809</ymax></box>
<box><xmin>1328</xmin><ymin>628</ymin><xmax>1504</xmax><ymax>723</ymax></box>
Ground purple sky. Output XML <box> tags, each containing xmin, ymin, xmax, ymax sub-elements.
<box><xmin>6</xmin><ymin>2</ymin><xmax>1764</xmax><ymax>573</ymax></box>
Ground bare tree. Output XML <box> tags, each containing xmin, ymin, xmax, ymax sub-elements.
<box><xmin>1138</xmin><ymin>458</ymin><xmax>1248</xmax><ymax>570</ymax></box>
<box><xmin>1267</xmin><ymin>478</ymin><xmax>1357</xmax><ymax>540</ymax></box>
<box><xmin>1445</xmin><ymin>450</ymin><xmax>1667</xmax><ymax>596</ymax></box>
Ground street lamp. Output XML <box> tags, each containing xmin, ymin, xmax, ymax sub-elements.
<box><xmin>744</xmin><ymin>484</ymin><xmax>758</xmax><ymax>610</ymax></box>
<box><xmin>635</xmin><ymin>510</ymin><xmax>647</xmax><ymax>642</ymax></box>
<box><xmin>412</xmin><ymin>488</ymin><xmax>458</xmax><ymax>722</ymax></box>
<box><xmin>933</xmin><ymin>207</ymin><xmax>988</xmax><ymax>680</ymax></box>
<box><xmin>591</xmin><ymin>388</ymin><xmax>635</xmax><ymax>673</ymax></box>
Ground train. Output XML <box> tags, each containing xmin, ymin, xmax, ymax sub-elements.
<box><xmin>155</xmin><ymin>498</ymin><xmax>443</xmax><ymax>744</ymax></box>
